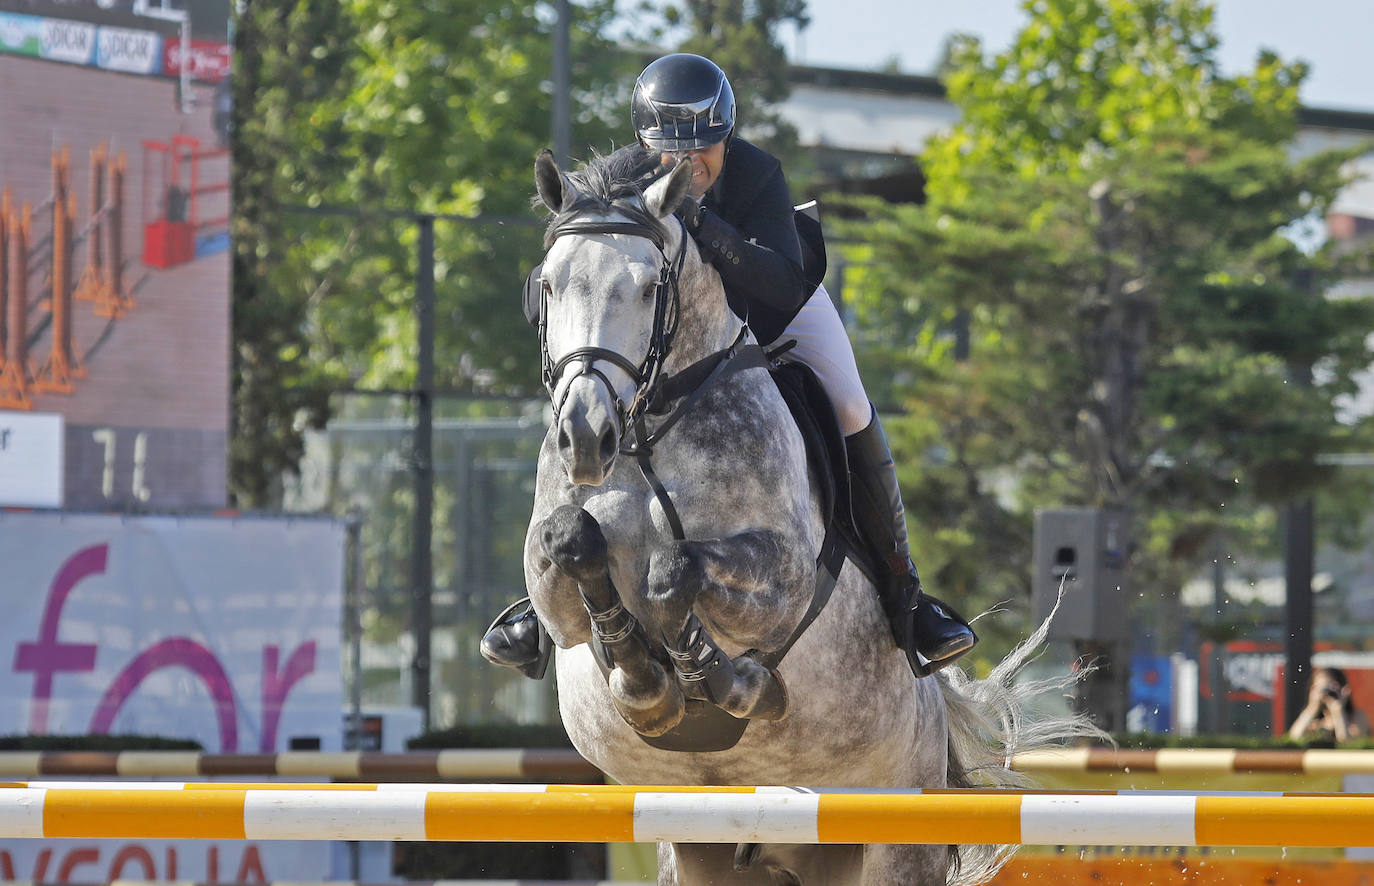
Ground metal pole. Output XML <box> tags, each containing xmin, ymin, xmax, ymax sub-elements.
<box><xmin>1284</xmin><ymin>499</ymin><xmax>1314</xmax><ymax>730</ymax></box>
<box><xmin>1284</xmin><ymin>269</ymin><xmax>1316</xmax><ymax>733</ymax></box>
<box><xmin>347</xmin><ymin>507</ymin><xmax>365</xmax><ymax>734</ymax></box>
<box><xmin>411</xmin><ymin>216</ymin><xmax>436</xmax><ymax>731</ymax></box>
<box><xmin>553</xmin><ymin>0</ymin><xmax>572</xmax><ymax>167</ymax></box>
<box><xmin>345</xmin><ymin>507</ymin><xmax>363</xmax><ymax>880</ymax></box>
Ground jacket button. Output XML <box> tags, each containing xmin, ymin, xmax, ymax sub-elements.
<box><xmin>733</xmin><ymin>257</ymin><xmax>740</xmax><ymax>264</ymax></box>
<box><xmin>711</xmin><ymin>240</ymin><xmax>720</xmax><ymax>248</ymax></box>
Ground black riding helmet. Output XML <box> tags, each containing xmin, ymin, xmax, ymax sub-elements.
<box><xmin>632</xmin><ymin>54</ymin><xmax>736</xmax><ymax>152</ymax></box>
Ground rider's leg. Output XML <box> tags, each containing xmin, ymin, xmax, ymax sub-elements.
<box><xmin>483</xmin><ymin>264</ymin><xmax>554</xmax><ymax>676</ymax></box>
<box><xmin>781</xmin><ymin>286</ymin><xmax>976</xmax><ymax>675</ymax></box>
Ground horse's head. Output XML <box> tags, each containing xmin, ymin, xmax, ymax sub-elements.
<box><xmin>534</xmin><ymin>147</ymin><xmax>697</xmax><ymax>486</ymax></box>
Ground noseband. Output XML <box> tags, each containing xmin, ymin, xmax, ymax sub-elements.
<box><xmin>539</xmin><ymin>214</ymin><xmax>688</xmax><ymax>441</ymax></box>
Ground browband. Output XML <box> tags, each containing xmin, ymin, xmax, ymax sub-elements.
<box><xmin>549</xmin><ymin>219</ymin><xmax>665</xmax><ymax>250</ymax></box>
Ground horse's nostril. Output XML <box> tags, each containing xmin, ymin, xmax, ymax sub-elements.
<box><xmin>598</xmin><ymin>424</ymin><xmax>618</xmax><ymax>464</ymax></box>
<box><xmin>558</xmin><ymin>426</ymin><xmax>573</xmax><ymax>452</ymax></box>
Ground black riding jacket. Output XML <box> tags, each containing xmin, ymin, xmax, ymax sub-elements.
<box><xmin>524</xmin><ymin>139</ymin><xmax>812</xmax><ymax>345</ymax></box>
<box><xmin>692</xmin><ymin>138</ymin><xmax>810</xmax><ymax>343</ymax></box>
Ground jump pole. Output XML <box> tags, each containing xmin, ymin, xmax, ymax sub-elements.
<box><xmin>8</xmin><ymin>748</ymin><xmax>1374</xmax><ymax>779</ymax></box>
<box><xmin>0</xmin><ymin>785</ymin><xmax>1371</xmax><ymax>847</ymax></box>
<box><xmin>0</xmin><ymin>749</ymin><xmax>601</xmax><ymax>780</ymax></box>
<box><xmin>1010</xmin><ymin>746</ymin><xmax>1374</xmax><ymax>775</ymax></box>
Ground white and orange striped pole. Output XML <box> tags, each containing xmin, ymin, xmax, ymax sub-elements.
<box><xmin>0</xmin><ymin>785</ymin><xmax>1372</xmax><ymax>846</ymax></box>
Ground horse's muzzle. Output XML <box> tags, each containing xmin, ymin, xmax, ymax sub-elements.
<box><xmin>556</xmin><ymin>381</ymin><xmax>620</xmax><ymax>486</ymax></box>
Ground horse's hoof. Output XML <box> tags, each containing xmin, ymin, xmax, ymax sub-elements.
<box><xmin>609</xmin><ymin>666</ymin><xmax>685</xmax><ymax>737</ymax></box>
<box><xmin>540</xmin><ymin>505</ymin><xmax>608</xmax><ymax>581</ymax></box>
<box><xmin>721</xmin><ymin>658</ymin><xmax>788</xmax><ymax>722</ymax></box>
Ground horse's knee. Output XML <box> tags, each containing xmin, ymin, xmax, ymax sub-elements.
<box><xmin>530</xmin><ymin>564</ymin><xmax>592</xmax><ymax>648</ymax></box>
<box><xmin>645</xmin><ymin>541</ymin><xmax>704</xmax><ymax>631</ymax></box>
<box><xmin>539</xmin><ymin>505</ymin><xmax>608</xmax><ymax>581</ymax></box>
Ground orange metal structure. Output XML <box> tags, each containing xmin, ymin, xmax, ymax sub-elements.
<box><xmin>75</xmin><ymin>144</ymin><xmax>132</xmax><ymax>319</ymax></box>
<box><xmin>73</xmin><ymin>142</ymin><xmax>106</xmax><ymax>305</ymax></box>
<box><xmin>0</xmin><ymin>202</ymin><xmax>32</xmax><ymax>410</ymax></box>
<box><xmin>34</xmin><ymin>148</ymin><xmax>82</xmax><ymax>393</ymax></box>
<box><xmin>0</xmin><ymin>142</ymin><xmax>125</xmax><ymax>409</ymax></box>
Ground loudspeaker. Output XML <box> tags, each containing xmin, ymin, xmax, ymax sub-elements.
<box><xmin>1031</xmin><ymin>508</ymin><xmax>1129</xmax><ymax>641</ymax></box>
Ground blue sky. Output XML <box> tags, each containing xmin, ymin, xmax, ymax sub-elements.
<box><xmin>790</xmin><ymin>0</ymin><xmax>1374</xmax><ymax>113</ymax></box>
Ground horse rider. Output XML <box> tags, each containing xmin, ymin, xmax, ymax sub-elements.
<box><xmin>483</xmin><ymin>52</ymin><xmax>977</xmax><ymax>680</ymax></box>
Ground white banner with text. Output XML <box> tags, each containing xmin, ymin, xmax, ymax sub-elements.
<box><xmin>0</xmin><ymin>511</ymin><xmax>345</xmax><ymax>752</ymax></box>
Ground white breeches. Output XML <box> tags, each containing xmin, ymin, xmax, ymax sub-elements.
<box><xmin>777</xmin><ymin>285</ymin><xmax>872</xmax><ymax>436</ymax></box>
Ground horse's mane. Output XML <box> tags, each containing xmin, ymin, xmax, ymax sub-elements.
<box><xmin>541</xmin><ymin>145</ymin><xmax>670</xmax><ymax>249</ymax></box>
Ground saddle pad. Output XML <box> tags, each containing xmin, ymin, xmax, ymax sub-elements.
<box><xmin>768</xmin><ymin>357</ymin><xmax>878</xmax><ymax>584</ymax></box>
<box><xmin>768</xmin><ymin>358</ymin><xmax>846</xmax><ymax>533</ymax></box>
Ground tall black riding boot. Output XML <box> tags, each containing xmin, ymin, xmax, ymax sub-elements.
<box><xmin>480</xmin><ymin>598</ymin><xmax>552</xmax><ymax>680</ymax></box>
<box><xmin>845</xmin><ymin>407</ymin><xmax>977</xmax><ymax>677</ymax></box>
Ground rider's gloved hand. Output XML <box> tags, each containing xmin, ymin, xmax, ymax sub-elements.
<box><xmin>675</xmin><ymin>194</ymin><xmax>705</xmax><ymax>234</ymax></box>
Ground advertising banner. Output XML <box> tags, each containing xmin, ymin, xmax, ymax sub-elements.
<box><xmin>1127</xmin><ymin>654</ymin><xmax>1172</xmax><ymax>733</ymax></box>
<box><xmin>0</xmin><ymin>838</ymin><xmax>328</xmax><ymax>883</ymax></box>
<box><xmin>38</xmin><ymin>15</ymin><xmax>94</xmax><ymax>64</ymax></box>
<box><xmin>0</xmin><ymin>512</ymin><xmax>349</xmax><ymax>882</ymax></box>
<box><xmin>0</xmin><ymin>512</ymin><xmax>345</xmax><ymax>752</ymax></box>
<box><xmin>0</xmin><ymin>11</ymin><xmax>40</xmax><ymax>55</ymax></box>
<box><xmin>95</xmin><ymin>23</ymin><xmax>160</xmax><ymax>74</ymax></box>
<box><xmin>161</xmin><ymin>38</ymin><xmax>230</xmax><ymax>82</ymax></box>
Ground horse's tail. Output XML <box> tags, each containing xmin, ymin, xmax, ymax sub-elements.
<box><xmin>936</xmin><ymin>601</ymin><xmax>1108</xmax><ymax>886</ymax></box>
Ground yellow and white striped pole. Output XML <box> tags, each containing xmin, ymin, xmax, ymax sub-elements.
<box><xmin>0</xmin><ymin>785</ymin><xmax>1371</xmax><ymax>846</ymax></box>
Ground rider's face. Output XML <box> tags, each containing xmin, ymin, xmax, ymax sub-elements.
<box><xmin>659</xmin><ymin>141</ymin><xmax>726</xmax><ymax>198</ymax></box>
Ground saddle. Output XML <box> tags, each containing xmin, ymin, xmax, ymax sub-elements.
<box><xmin>768</xmin><ymin>355</ymin><xmax>878</xmax><ymax>584</ymax></box>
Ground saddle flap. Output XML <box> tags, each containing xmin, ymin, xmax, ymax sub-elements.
<box><xmin>767</xmin><ymin>357</ymin><xmax>847</xmax><ymax>528</ymax></box>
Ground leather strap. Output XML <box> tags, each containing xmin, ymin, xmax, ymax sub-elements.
<box><xmin>753</xmin><ymin>524</ymin><xmax>847</xmax><ymax>671</ymax></box>
<box><xmin>549</xmin><ymin>218</ymin><xmax>665</xmax><ymax>250</ymax></box>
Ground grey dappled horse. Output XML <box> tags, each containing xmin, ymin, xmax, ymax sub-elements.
<box><xmin>525</xmin><ymin>147</ymin><xmax>1092</xmax><ymax>885</ymax></box>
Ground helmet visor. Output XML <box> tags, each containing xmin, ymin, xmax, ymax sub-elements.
<box><xmin>636</xmin><ymin>96</ymin><xmax>732</xmax><ymax>151</ymax></box>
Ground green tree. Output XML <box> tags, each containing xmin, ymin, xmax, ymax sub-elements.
<box><xmin>231</xmin><ymin>0</ymin><xmax>356</xmax><ymax>506</ymax></box>
<box><xmin>230</xmin><ymin>0</ymin><xmax>631</xmax><ymax>505</ymax></box>
<box><xmin>838</xmin><ymin>0</ymin><xmax>1374</xmax><ymax>655</ymax></box>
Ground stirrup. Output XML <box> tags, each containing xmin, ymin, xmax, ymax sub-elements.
<box><xmin>481</xmin><ymin>597</ymin><xmax>553</xmax><ymax>680</ymax></box>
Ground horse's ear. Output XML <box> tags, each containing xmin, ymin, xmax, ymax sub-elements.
<box><xmin>643</xmin><ymin>158</ymin><xmax>694</xmax><ymax>220</ymax></box>
<box><xmin>535</xmin><ymin>149</ymin><xmax>579</xmax><ymax>213</ymax></box>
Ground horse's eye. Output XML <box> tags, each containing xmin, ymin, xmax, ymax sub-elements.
<box><xmin>643</xmin><ymin>281</ymin><xmax>658</xmax><ymax>300</ymax></box>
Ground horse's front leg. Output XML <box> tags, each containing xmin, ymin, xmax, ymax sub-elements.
<box><xmin>539</xmin><ymin>505</ymin><xmax>685</xmax><ymax>736</ymax></box>
<box><xmin>644</xmin><ymin>529</ymin><xmax>811</xmax><ymax>721</ymax></box>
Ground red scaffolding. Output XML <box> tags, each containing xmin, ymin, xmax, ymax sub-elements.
<box><xmin>142</xmin><ymin>135</ymin><xmax>229</xmax><ymax>270</ymax></box>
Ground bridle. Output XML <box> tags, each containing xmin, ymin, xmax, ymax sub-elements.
<box><xmin>537</xmin><ymin>204</ymin><xmax>765</xmax><ymax>537</ymax></box>
<box><xmin>538</xmin><ymin>211</ymin><xmax>687</xmax><ymax>444</ymax></box>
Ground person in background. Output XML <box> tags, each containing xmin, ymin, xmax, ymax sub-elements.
<box><xmin>1288</xmin><ymin>666</ymin><xmax>1370</xmax><ymax>743</ymax></box>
